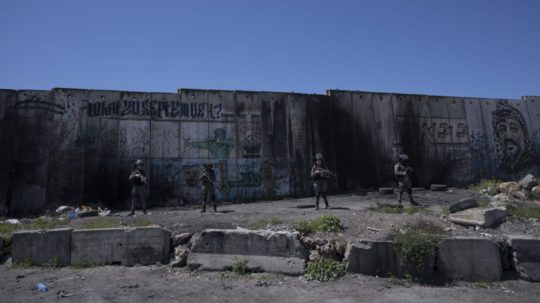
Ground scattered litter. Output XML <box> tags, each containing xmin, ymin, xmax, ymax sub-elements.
<box><xmin>35</xmin><ymin>283</ymin><xmax>48</xmax><ymax>292</ymax></box>
<box><xmin>56</xmin><ymin>290</ymin><xmax>74</xmax><ymax>298</ymax></box>
<box><xmin>55</xmin><ymin>206</ymin><xmax>74</xmax><ymax>214</ymax></box>
<box><xmin>5</xmin><ymin>219</ymin><xmax>20</xmax><ymax>224</ymax></box>
<box><xmin>367</xmin><ymin>227</ymin><xmax>381</xmax><ymax>232</ymax></box>
<box><xmin>98</xmin><ymin>208</ymin><xmax>111</xmax><ymax>217</ymax></box>
<box><xmin>67</xmin><ymin>211</ymin><xmax>77</xmax><ymax>220</ymax></box>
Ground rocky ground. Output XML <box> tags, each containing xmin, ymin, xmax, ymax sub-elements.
<box><xmin>1</xmin><ymin>187</ymin><xmax>540</xmax><ymax>302</ymax></box>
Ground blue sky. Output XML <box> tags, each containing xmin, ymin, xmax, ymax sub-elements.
<box><xmin>0</xmin><ymin>0</ymin><xmax>539</xmax><ymax>99</ymax></box>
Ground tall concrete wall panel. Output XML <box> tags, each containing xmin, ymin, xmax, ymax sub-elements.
<box><xmin>1</xmin><ymin>87</ymin><xmax>539</xmax><ymax>214</ymax></box>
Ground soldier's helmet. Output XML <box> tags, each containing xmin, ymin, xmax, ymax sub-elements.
<box><xmin>134</xmin><ymin>159</ymin><xmax>144</xmax><ymax>168</ymax></box>
<box><xmin>399</xmin><ymin>154</ymin><xmax>409</xmax><ymax>161</ymax></box>
<box><xmin>204</xmin><ymin>163</ymin><xmax>213</xmax><ymax>169</ymax></box>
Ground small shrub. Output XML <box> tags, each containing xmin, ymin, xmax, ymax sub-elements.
<box><xmin>304</xmin><ymin>257</ymin><xmax>345</xmax><ymax>282</ymax></box>
<box><xmin>507</xmin><ymin>204</ymin><xmax>540</xmax><ymax>220</ymax></box>
<box><xmin>232</xmin><ymin>257</ymin><xmax>248</xmax><ymax>275</ymax></box>
<box><xmin>293</xmin><ymin>215</ymin><xmax>343</xmax><ymax>234</ymax></box>
<box><xmin>392</xmin><ymin>221</ymin><xmax>444</xmax><ymax>278</ymax></box>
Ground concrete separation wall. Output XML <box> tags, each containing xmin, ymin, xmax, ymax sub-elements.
<box><xmin>11</xmin><ymin>226</ymin><xmax>170</xmax><ymax>267</ymax></box>
<box><xmin>187</xmin><ymin>229</ymin><xmax>308</xmax><ymax>275</ymax></box>
<box><xmin>1</xmin><ymin>87</ymin><xmax>539</xmax><ymax>214</ymax></box>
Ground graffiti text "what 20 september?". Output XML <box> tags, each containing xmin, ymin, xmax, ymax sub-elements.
<box><xmin>87</xmin><ymin>100</ymin><xmax>224</xmax><ymax>119</ymax></box>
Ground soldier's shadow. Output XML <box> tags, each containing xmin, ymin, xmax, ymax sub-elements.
<box><xmin>217</xmin><ymin>210</ymin><xmax>235</xmax><ymax>214</ymax></box>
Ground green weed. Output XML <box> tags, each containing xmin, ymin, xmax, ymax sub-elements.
<box><xmin>304</xmin><ymin>257</ymin><xmax>345</xmax><ymax>282</ymax></box>
<box><xmin>232</xmin><ymin>257</ymin><xmax>248</xmax><ymax>275</ymax></box>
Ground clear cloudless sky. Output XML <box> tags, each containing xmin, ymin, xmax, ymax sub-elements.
<box><xmin>0</xmin><ymin>0</ymin><xmax>539</xmax><ymax>99</ymax></box>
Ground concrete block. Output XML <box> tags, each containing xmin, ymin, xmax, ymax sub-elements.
<box><xmin>344</xmin><ymin>240</ymin><xmax>400</xmax><ymax>276</ymax></box>
<box><xmin>125</xmin><ymin>227</ymin><xmax>170</xmax><ymax>266</ymax></box>
<box><xmin>438</xmin><ymin>237</ymin><xmax>502</xmax><ymax>281</ymax></box>
<box><xmin>508</xmin><ymin>235</ymin><xmax>540</xmax><ymax>281</ymax></box>
<box><xmin>12</xmin><ymin>228</ymin><xmax>72</xmax><ymax>266</ymax></box>
<box><xmin>345</xmin><ymin>239</ymin><xmax>434</xmax><ymax>279</ymax></box>
<box><xmin>449</xmin><ymin>198</ymin><xmax>479</xmax><ymax>213</ymax></box>
<box><xmin>187</xmin><ymin>229</ymin><xmax>308</xmax><ymax>275</ymax></box>
<box><xmin>449</xmin><ymin>207</ymin><xmax>509</xmax><ymax>228</ymax></box>
<box><xmin>71</xmin><ymin>227</ymin><xmax>170</xmax><ymax>266</ymax></box>
<box><xmin>71</xmin><ymin>228</ymin><xmax>127</xmax><ymax>266</ymax></box>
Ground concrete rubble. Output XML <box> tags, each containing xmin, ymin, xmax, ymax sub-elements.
<box><xmin>508</xmin><ymin>235</ymin><xmax>540</xmax><ymax>282</ymax></box>
<box><xmin>12</xmin><ymin>228</ymin><xmax>72</xmax><ymax>266</ymax></box>
<box><xmin>449</xmin><ymin>198</ymin><xmax>479</xmax><ymax>214</ymax></box>
<box><xmin>518</xmin><ymin>174</ymin><xmax>538</xmax><ymax>191</ymax></box>
<box><xmin>449</xmin><ymin>207</ymin><xmax>509</xmax><ymax>228</ymax></box>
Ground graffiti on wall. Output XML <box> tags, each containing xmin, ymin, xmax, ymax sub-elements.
<box><xmin>87</xmin><ymin>99</ymin><xmax>223</xmax><ymax>119</ymax></box>
<box><xmin>182</xmin><ymin>128</ymin><xmax>236</xmax><ymax>159</ymax></box>
<box><xmin>421</xmin><ymin>118</ymin><xmax>469</xmax><ymax>144</ymax></box>
<box><xmin>492</xmin><ymin>100</ymin><xmax>538</xmax><ymax>176</ymax></box>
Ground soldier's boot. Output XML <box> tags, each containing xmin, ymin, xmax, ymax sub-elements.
<box><xmin>200</xmin><ymin>207</ymin><xmax>206</xmax><ymax>213</ymax></box>
<box><xmin>315</xmin><ymin>196</ymin><xmax>320</xmax><ymax>210</ymax></box>
<box><xmin>397</xmin><ymin>192</ymin><xmax>403</xmax><ymax>205</ymax></box>
<box><xmin>142</xmin><ymin>209</ymin><xmax>148</xmax><ymax>214</ymax></box>
<box><xmin>323</xmin><ymin>196</ymin><xmax>329</xmax><ymax>209</ymax></box>
<box><xmin>213</xmin><ymin>203</ymin><xmax>217</xmax><ymax>213</ymax></box>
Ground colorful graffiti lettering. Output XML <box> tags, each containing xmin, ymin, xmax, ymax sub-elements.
<box><xmin>183</xmin><ymin>128</ymin><xmax>236</xmax><ymax>159</ymax></box>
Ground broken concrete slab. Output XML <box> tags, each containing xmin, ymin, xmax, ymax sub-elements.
<box><xmin>449</xmin><ymin>207</ymin><xmax>509</xmax><ymax>228</ymax></box>
<box><xmin>173</xmin><ymin>232</ymin><xmax>193</xmax><ymax>246</ymax></box>
<box><xmin>449</xmin><ymin>198</ymin><xmax>479</xmax><ymax>213</ymax></box>
<box><xmin>12</xmin><ymin>228</ymin><xmax>72</xmax><ymax>266</ymax></box>
<box><xmin>187</xmin><ymin>229</ymin><xmax>308</xmax><ymax>275</ymax></box>
<box><xmin>438</xmin><ymin>237</ymin><xmax>502</xmax><ymax>281</ymax></box>
<box><xmin>519</xmin><ymin>174</ymin><xmax>538</xmax><ymax>190</ymax></box>
<box><xmin>171</xmin><ymin>245</ymin><xmax>190</xmax><ymax>268</ymax></box>
<box><xmin>499</xmin><ymin>181</ymin><xmax>519</xmax><ymax>194</ymax></box>
<box><xmin>71</xmin><ymin>227</ymin><xmax>170</xmax><ymax>266</ymax></box>
<box><xmin>531</xmin><ymin>186</ymin><xmax>540</xmax><ymax>199</ymax></box>
<box><xmin>430</xmin><ymin>184</ymin><xmax>447</xmax><ymax>191</ymax></box>
<box><xmin>508</xmin><ymin>235</ymin><xmax>540</xmax><ymax>282</ymax></box>
<box><xmin>344</xmin><ymin>240</ymin><xmax>400</xmax><ymax>277</ymax></box>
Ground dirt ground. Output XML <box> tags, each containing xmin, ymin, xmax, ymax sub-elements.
<box><xmin>1</xmin><ymin>265</ymin><xmax>539</xmax><ymax>303</ymax></box>
<box><xmin>2</xmin><ymin>188</ymin><xmax>540</xmax><ymax>302</ymax></box>
<box><xmin>62</xmin><ymin>188</ymin><xmax>540</xmax><ymax>242</ymax></box>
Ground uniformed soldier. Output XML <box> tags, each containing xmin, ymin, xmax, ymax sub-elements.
<box><xmin>311</xmin><ymin>153</ymin><xmax>334</xmax><ymax>210</ymax></box>
<box><xmin>394</xmin><ymin>154</ymin><xmax>418</xmax><ymax>206</ymax></box>
<box><xmin>128</xmin><ymin>159</ymin><xmax>147</xmax><ymax>216</ymax></box>
<box><xmin>199</xmin><ymin>163</ymin><xmax>217</xmax><ymax>213</ymax></box>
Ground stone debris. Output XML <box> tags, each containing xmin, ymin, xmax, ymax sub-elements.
<box><xmin>173</xmin><ymin>233</ymin><xmax>193</xmax><ymax>247</ymax></box>
<box><xmin>530</xmin><ymin>185</ymin><xmax>540</xmax><ymax>199</ymax></box>
<box><xmin>171</xmin><ymin>245</ymin><xmax>190</xmax><ymax>268</ymax></box>
<box><xmin>449</xmin><ymin>207</ymin><xmax>509</xmax><ymax>228</ymax></box>
<box><xmin>499</xmin><ymin>181</ymin><xmax>519</xmax><ymax>194</ymax></box>
<box><xmin>508</xmin><ymin>235</ymin><xmax>540</xmax><ymax>282</ymax></box>
<box><xmin>448</xmin><ymin>198</ymin><xmax>479</xmax><ymax>213</ymax></box>
<box><xmin>518</xmin><ymin>174</ymin><xmax>538</xmax><ymax>191</ymax></box>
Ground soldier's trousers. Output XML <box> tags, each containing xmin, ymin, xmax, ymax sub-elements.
<box><xmin>397</xmin><ymin>188</ymin><xmax>415</xmax><ymax>204</ymax></box>
<box><xmin>202</xmin><ymin>185</ymin><xmax>216</xmax><ymax>211</ymax></box>
<box><xmin>313</xmin><ymin>180</ymin><xmax>329</xmax><ymax>208</ymax></box>
<box><xmin>131</xmin><ymin>186</ymin><xmax>147</xmax><ymax>213</ymax></box>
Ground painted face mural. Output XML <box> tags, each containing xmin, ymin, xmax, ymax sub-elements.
<box><xmin>492</xmin><ymin>101</ymin><xmax>534</xmax><ymax>174</ymax></box>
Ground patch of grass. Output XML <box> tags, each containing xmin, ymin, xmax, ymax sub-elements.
<box><xmin>469</xmin><ymin>178</ymin><xmax>502</xmax><ymax>196</ymax></box>
<box><xmin>79</xmin><ymin>217</ymin><xmax>151</xmax><ymax>229</ymax></box>
<box><xmin>249</xmin><ymin>217</ymin><xmax>283</xmax><ymax>229</ymax></box>
<box><xmin>441</xmin><ymin>206</ymin><xmax>450</xmax><ymax>217</ymax></box>
<box><xmin>42</xmin><ymin>257</ymin><xmax>59</xmax><ymax>269</ymax></box>
<box><xmin>232</xmin><ymin>257</ymin><xmax>248</xmax><ymax>275</ymax></box>
<box><xmin>473</xmin><ymin>281</ymin><xmax>493</xmax><ymax>289</ymax></box>
<box><xmin>12</xmin><ymin>259</ymin><xmax>33</xmax><ymax>268</ymax></box>
<box><xmin>507</xmin><ymin>204</ymin><xmax>540</xmax><ymax>220</ymax></box>
<box><xmin>381</xmin><ymin>206</ymin><xmax>401</xmax><ymax>214</ymax></box>
<box><xmin>293</xmin><ymin>215</ymin><xmax>343</xmax><ymax>235</ymax></box>
<box><xmin>0</xmin><ymin>218</ymin><xmax>67</xmax><ymax>235</ymax></box>
<box><xmin>304</xmin><ymin>257</ymin><xmax>345</xmax><ymax>282</ymax></box>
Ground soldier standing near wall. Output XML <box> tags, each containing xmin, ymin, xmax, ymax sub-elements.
<box><xmin>128</xmin><ymin>159</ymin><xmax>147</xmax><ymax>216</ymax></box>
<box><xmin>199</xmin><ymin>163</ymin><xmax>217</xmax><ymax>213</ymax></box>
<box><xmin>394</xmin><ymin>154</ymin><xmax>418</xmax><ymax>206</ymax></box>
<box><xmin>311</xmin><ymin>153</ymin><xmax>334</xmax><ymax>210</ymax></box>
